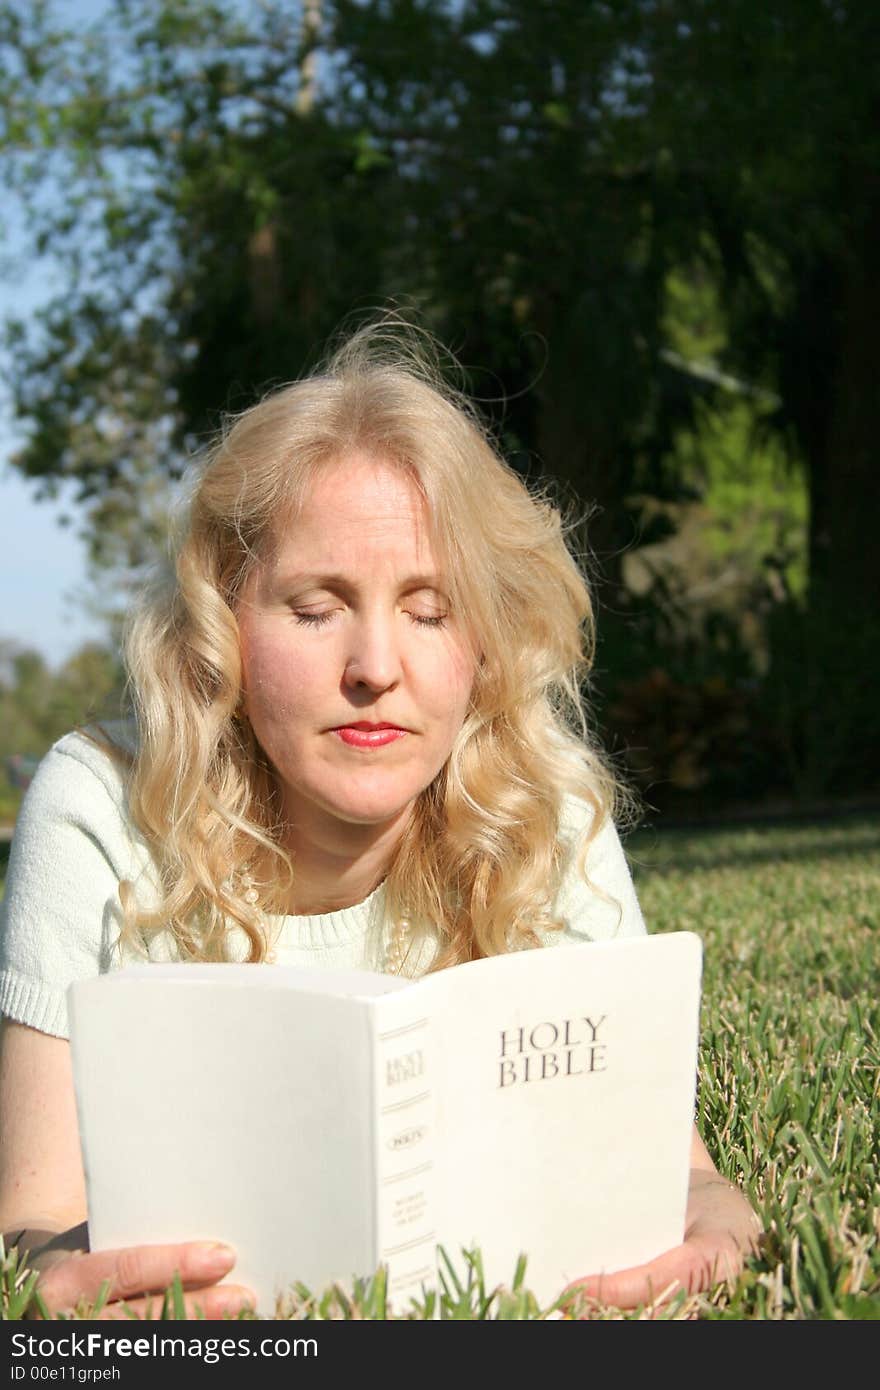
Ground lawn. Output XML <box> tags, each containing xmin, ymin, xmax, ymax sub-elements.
<box><xmin>627</xmin><ymin>813</ymin><xmax>879</xmax><ymax>1319</ymax></box>
<box><xmin>1</xmin><ymin>814</ymin><xmax>878</xmax><ymax>1319</ymax></box>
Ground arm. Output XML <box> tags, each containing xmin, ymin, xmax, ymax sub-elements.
<box><xmin>1</xmin><ymin>740</ymin><xmax>256</xmax><ymax>1317</ymax></box>
<box><xmin>557</xmin><ymin>813</ymin><xmax>758</xmax><ymax>1306</ymax></box>
<box><xmin>552</xmin><ymin>799</ymin><xmax>647</xmax><ymax>944</ymax></box>
<box><xmin>0</xmin><ymin>1014</ymin><xmax>254</xmax><ymax>1319</ymax></box>
<box><xmin>562</xmin><ymin>1123</ymin><xmax>762</xmax><ymax>1312</ymax></box>
<box><xmin>0</xmin><ymin>1018</ymin><xmax>87</xmax><ymax>1235</ymax></box>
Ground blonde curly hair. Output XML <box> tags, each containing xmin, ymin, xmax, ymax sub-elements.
<box><xmin>118</xmin><ymin>318</ymin><xmax>628</xmax><ymax>968</ymax></box>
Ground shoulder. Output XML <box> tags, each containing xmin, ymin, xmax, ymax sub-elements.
<box><xmin>11</xmin><ymin>721</ymin><xmax>142</xmax><ymax>877</ymax></box>
<box><xmin>41</xmin><ymin>720</ymin><xmax>135</xmax><ymax>785</ymax></box>
<box><xmin>0</xmin><ymin>721</ymin><xmax>142</xmax><ymax>1037</ymax></box>
<box><xmin>557</xmin><ymin>792</ymin><xmax>624</xmax><ymax>868</ymax></box>
<box><xmin>549</xmin><ymin>793</ymin><xmax>647</xmax><ymax>942</ymax></box>
<box><xmin>24</xmin><ymin>722</ymin><xmax>134</xmax><ymax>817</ymax></box>
<box><xmin>558</xmin><ymin>791</ymin><xmax>597</xmax><ymax>838</ymax></box>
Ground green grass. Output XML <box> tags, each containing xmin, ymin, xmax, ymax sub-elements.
<box><xmin>1</xmin><ymin>814</ymin><xmax>878</xmax><ymax>1319</ymax></box>
<box><xmin>627</xmin><ymin>814</ymin><xmax>880</xmax><ymax>1320</ymax></box>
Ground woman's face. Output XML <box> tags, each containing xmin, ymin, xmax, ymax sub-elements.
<box><xmin>237</xmin><ymin>453</ymin><xmax>477</xmax><ymax>849</ymax></box>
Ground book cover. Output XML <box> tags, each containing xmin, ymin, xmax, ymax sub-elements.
<box><xmin>68</xmin><ymin>931</ymin><xmax>702</xmax><ymax>1314</ymax></box>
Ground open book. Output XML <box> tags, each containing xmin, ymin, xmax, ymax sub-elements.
<box><xmin>68</xmin><ymin>931</ymin><xmax>702</xmax><ymax>1315</ymax></box>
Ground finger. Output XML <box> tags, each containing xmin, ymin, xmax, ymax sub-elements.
<box><xmin>561</xmin><ymin>1240</ymin><xmax>720</xmax><ymax>1312</ymax></box>
<box><xmin>36</xmin><ymin>1241</ymin><xmax>237</xmax><ymax>1316</ymax></box>
<box><xmin>562</xmin><ymin>1231</ymin><xmax>746</xmax><ymax>1312</ymax></box>
<box><xmin>94</xmin><ymin>1283</ymin><xmax>257</xmax><ymax>1322</ymax></box>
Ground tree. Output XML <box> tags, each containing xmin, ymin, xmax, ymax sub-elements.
<box><xmin>0</xmin><ymin>1</ymin><xmax>713</xmax><ymax>583</ymax></box>
<box><xmin>0</xmin><ymin>638</ymin><xmax>125</xmax><ymax>764</ymax></box>
<box><xmin>637</xmin><ymin>0</ymin><xmax>880</xmax><ymax>793</ymax></box>
<box><xmin>2</xmin><ymin>1</ymin><xmax>878</xmax><ymax>793</ymax></box>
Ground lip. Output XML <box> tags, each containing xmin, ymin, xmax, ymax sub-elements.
<box><xmin>333</xmin><ymin>725</ymin><xmax>409</xmax><ymax>749</ymax></box>
<box><xmin>333</xmin><ymin>722</ymin><xmax>408</xmax><ymax>732</ymax></box>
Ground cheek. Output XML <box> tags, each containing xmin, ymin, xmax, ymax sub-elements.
<box><xmin>241</xmin><ymin>634</ymin><xmax>324</xmax><ymax>720</ymax></box>
<box><xmin>424</xmin><ymin>646</ymin><xmax>475</xmax><ymax>724</ymax></box>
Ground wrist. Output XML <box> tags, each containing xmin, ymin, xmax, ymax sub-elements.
<box><xmin>688</xmin><ymin>1172</ymin><xmax>764</xmax><ymax>1246</ymax></box>
<box><xmin>3</xmin><ymin>1224</ymin><xmax>89</xmax><ymax>1273</ymax></box>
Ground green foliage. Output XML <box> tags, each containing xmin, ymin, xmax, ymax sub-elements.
<box><xmin>757</xmin><ymin>599</ymin><xmax>880</xmax><ymax>800</ymax></box>
<box><xmin>664</xmin><ymin>400</ymin><xmax>807</xmax><ymax>598</ymax></box>
<box><xmin>602</xmin><ymin>666</ymin><xmax>755</xmax><ymax>801</ymax></box>
<box><xmin>1</xmin><ymin>0</ymin><xmax>877</xmax><ymax>803</ymax></box>
<box><xmin>0</xmin><ymin>1235</ymin><xmax>41</xmax><ymax>1320</ymax></box>
<box><xmin>0</xmin><ymin>640</ymin><xmax>127</xmax><ymax>822</ymax></box>
<box><xmin>630</xmin><ymin>815</ymin><xmax>880</xmax><ymax>1320</ymax></box>
<box><xmin>271</xmin><ymin>1246</ymin><xmax>550</xmax><ymax>1320</ymax></box>
<box><xmin>0</xmin><ymin>0</ymin><xmax>824</xmax><ymax>573</ymax></box>
<box><xmin>3</xmin><ymin>815</ymin><xmax>877</xmax><ymax>1319</ymax></box>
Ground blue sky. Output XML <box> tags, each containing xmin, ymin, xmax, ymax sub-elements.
<box><xmin>1</xmin><ymin>0</ymin><xmax>118</xmax><ymax>669</ymax></box>
<box><xmin>0</xmin><ymin>201</ymin><xmax>106</xmax><ymax>668</ymax></box>
<box><xmin>0</xmin><ymin>471</ymin><xmax>105</xmax><ymax>669</ymax></box>
<box><xmin>0</xmin><ymin>230</ymin><xmax>107</xmax><ymax>668</ymax></box>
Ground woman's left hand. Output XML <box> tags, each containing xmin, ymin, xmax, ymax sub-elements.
<box><xmin>560</xmin><ymin>1128</ymin><xmax>763</xmax><ymax>1313</ymax></box>
<box><xmin>561</xmin><ymin>1170</ymin><xmax>762</xmax><ymax>1312</ymax></box>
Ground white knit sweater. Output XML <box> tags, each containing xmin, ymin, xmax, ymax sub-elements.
<box><xmin>0</xmin><ymin>729</ymin><xmax>646</xmax><ymax>1038</ymax></box>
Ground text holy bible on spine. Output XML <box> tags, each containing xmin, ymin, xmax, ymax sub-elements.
<box><xmin>69</xmin><ymin>931</ymin><xmax>702</xmax><ymax>1315</ymax></box>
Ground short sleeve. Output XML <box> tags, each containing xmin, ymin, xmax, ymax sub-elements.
<box><xmin>543</xmin><ymin>795</ymin><xmax>647</xmax><ymax>945</ymax></box>
<box><xmin>0</xmin><ymin>732</ymin><xmax>141</xmax><ymax>1038</ymax></box>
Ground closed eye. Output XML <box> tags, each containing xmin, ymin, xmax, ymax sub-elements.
<box><xmin>293</xmin><ymin>610</ymin><xmax>447</xmax><ymax>629</ymax></box>
<box><xmin>294</xmin><ymin>611</ymin><xmax>335</xmax><ymax>627</ymax></box>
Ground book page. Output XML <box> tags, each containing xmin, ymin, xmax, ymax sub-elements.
<box><xmin>70</xmin><ymin>975</ymin><xmax>381</xmax><ymax>1315</ymax></box>
<box><xmin>70</xmin><ymin>933</ymin><xmax>700</xmax><ymax>1316</ymax></box>
<box><xmin>115</xmin><ymin>961</ymin><xmax>411</xmax><ymax>998</ymax></box>
<box><xmin>424</xmin><ymin>932</ymin><xmax>702</xmax><ymax>1307</ymax></box>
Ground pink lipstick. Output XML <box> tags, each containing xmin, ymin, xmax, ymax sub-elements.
<box><xmin>333</xmin><ymin>722</ymin><xmax>408</xmax><ymax>749</ymax></box>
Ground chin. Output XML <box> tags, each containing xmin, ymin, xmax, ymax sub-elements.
<box><xmin>319</xmin><ymin>779</ymin><xmax>423</xmax><ymax>828</ymax></box>
<box><xmin>330</xmin><ymin>798</ymin><xmax>416</xmax><ymax>827</ymax></box>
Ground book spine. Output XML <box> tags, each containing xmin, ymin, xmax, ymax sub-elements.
<box><xmin>371</xmin><ymin>1000</ymin><xmax>438</xmax><ymax>1314</ymax></box>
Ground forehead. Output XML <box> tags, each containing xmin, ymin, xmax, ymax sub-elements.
<box><xmin>271</xmin><ymin>453</ymin><xmax>439</xmax><ymax>567</ymax></box>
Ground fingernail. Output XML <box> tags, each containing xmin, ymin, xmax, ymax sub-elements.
<box><xmin>193</xmin><ymin>1241</ymin><xmax>236</xmax><ymax>1275</ymax></box>
<box><xmin>190</xmin><ymin>1285</ymin><xmax>257</xmax><ymax>1320</ymax></box>
<box><xmin>219</xmin><ymin>1286</ymin><xmax>257</xmax><ymax>1316</ymax></box>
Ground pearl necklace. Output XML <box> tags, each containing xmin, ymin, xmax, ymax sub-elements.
<box><xmin>383</xmin><ymin>915</ymin><xmax>411</xmax><ymax>975</ymax></box>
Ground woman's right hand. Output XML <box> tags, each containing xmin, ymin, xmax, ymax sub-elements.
<box><xmin>23</xmin><ymin>1228</ymin><xmax>256</xmax><ymax>1320</ymax></box>
<box><xmin>2</xmin><ymin>1027</ymin><xmax>256</xmax><ymax>1319</ymax></box>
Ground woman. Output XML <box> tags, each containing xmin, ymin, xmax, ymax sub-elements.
<box><xmin>0</xmin><ymin>322</ymin><xmax>759</xmax><ymax>1318</ymax></box>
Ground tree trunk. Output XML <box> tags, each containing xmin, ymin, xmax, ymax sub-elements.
<box><xmin>789</xmin><ymin>178</ymin><xmax>880</xmax><ymax>792</ymax></box>
<box><xmin>820</xmin><ymin>186</ymin><xmax>880</xmax><ymax>620</ymax></box>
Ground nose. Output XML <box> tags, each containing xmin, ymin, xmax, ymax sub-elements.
<box><xmin>342</xmin><ymin>610</ymin><xmax>403</xmax><ymax>694</ymax></box>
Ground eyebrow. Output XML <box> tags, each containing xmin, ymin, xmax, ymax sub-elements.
<box><xmin>276</xmin><ymin>572</ymin><xmax>447</xmax><ymax>592</ymax></box>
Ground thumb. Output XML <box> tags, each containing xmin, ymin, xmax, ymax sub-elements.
<box><xmin>560</xmin><ymin>1243</ymin><xmax>700</xmax><ymax>1312</ymax></box>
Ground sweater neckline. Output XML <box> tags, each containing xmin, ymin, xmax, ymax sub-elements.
<box><xmin>267</xmin><ymin>880</ymin><xmax>386</xmax><ymax>950</ymax></box>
